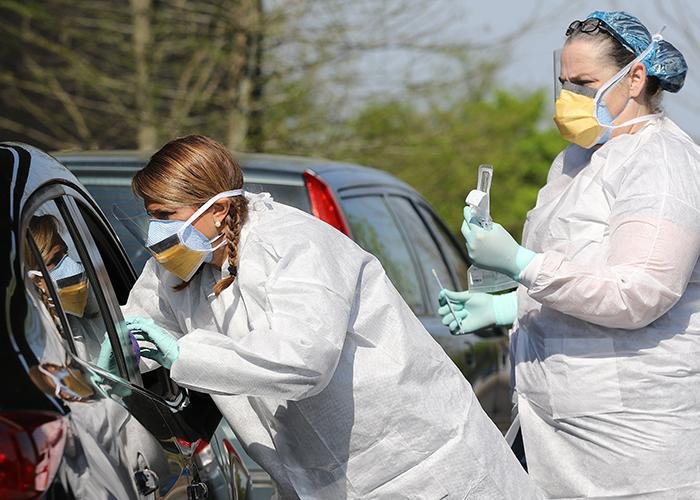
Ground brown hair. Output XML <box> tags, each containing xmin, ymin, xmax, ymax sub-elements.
<box><xmin>26</xmin><ymin>214</ymin><xmax>67</xmax><ymax>269</ymax></box>
<box><xmin>133</xmin><ymin>135</ymin><xmax>248</xmax><ymax>295</ymax></box>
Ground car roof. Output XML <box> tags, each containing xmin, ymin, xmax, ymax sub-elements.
<box><xmin>54</xmin><ymin>150</ymin><xmax>417</xmax><ymax>194</ymax></box>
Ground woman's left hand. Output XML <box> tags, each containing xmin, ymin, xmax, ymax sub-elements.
<box><xmin>461</xmin><ymin>206</ymin><xmax>536</xmax><ymax>281</ymax></box>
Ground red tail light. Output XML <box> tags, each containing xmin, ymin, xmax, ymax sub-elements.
<box><xmin>303</xmin><ymin>170</ymin><xmax>351</xmax><ymax>237</ymax></box>
<box><xmin>0</xmin><ymin>411</ymin><xmax>67</xmax><ymax>499</ymax></box>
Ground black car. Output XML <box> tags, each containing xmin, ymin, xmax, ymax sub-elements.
<box><xmin>0</xmin><ymin>143</ymin><xmax>251</xmax><ymax>499</ymax></box>
<box><xmin>58</xmin><ymin>150</ymin><xmax>513</xmax><ymax>432</ymax></box>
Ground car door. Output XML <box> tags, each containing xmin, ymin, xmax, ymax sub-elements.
<box><xmin>340</xmin><ymin>189</ymin><xmax>512</xmax><ymax>432</ymax></box>
<box><xmin>384</xmin><ymin>194</ymin><xmax>513</xmax><ymax>432</ymax></box>
<box><xmin>21</xmin><ymin>183</ymin><xmax>209</xmax><ymax>498</ymax></box>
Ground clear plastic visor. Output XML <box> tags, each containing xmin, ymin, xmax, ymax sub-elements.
<box><xmin>554</xmin><ymin>48</ymin><xmax>598</xmax><ymax>101</ymax></box>
<box><xmin>553</xmin><ymin>48</ymin><xmax>562</xmax><ymax>102</ymax></box>
<box><xmin>111</xmin><ymin>188</ymin><xmax>245</xmax><ymax>254</ymax></box>
<box><xmin>112</xmin><ymin>204</ymin><xmax>167</xmax><ymax>249</ymax></box>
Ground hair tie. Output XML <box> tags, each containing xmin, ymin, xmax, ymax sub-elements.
<box><xmin>228</xmin><ymin>265</ymin><xmax>237</xmax><ymax>276</ymax></box>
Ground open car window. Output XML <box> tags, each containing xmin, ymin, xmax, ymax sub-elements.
<box><xmin>72</xmin><ymin>195</ymin><xmax>187</xmax><ymax>399</ymax></box>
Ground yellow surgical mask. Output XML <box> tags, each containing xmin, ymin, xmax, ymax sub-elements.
<box><xmin>57</xmin><ymin>279</ymin><xmax>89</xmax><ymax>317</ymax></box>
<box><xmin>553</xmin><ymin>84</ymin><xmax>610</xmax><ymax>148</ymax></box>
<box><xmin>151</xmin><ymin>240</ymin><xmax>214</xmax><ymax>282</ymax></box>
<box><xmin>49</xmin><ymin>254</ymin><xmax>89</xmax><ymax>317</ymax></box>
<box><xmin>114</xmin><ymin>190</ymin><xmax>245</xmax><ymax>282</ymax></box>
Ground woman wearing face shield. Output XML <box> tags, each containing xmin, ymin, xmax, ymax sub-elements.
<box><xmin>121</xmin><ymin>135</ymin><xmax>541</xmax><ymax>499</ymax></box>
<box><xmin>438</xmin><ymin>10</ymin><xmax>700</xmax><ymax>498</ymax></box>
<box><xmin>26</xmin><ymin>215</ymin><xmax>106</xmax><ymax>358</ymax></box>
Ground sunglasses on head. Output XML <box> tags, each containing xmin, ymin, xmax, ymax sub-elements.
<box><xmin>565</xmin><ymin>18</ymin><xmax>610</xmax><ymax>37</ymax></box>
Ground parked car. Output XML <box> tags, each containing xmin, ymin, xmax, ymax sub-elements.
<box><xmin>0</xmin><ymin>142</ymin><xmax>251</xmax><ymax>499</ymax></box>
<box><xmin>55</xmin><ymin>149</ymin><xmax>517</xmax><ymax>496</ymax></box>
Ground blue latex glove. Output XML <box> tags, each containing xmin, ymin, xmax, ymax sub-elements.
<box><xmin>461</xmin><ymin>206</ymin><xmax>536</xmax><ymax>281</ymax></box>
<box><xmin>96</xmin><ymin>334</ymin><xmax>119</xmax><ymax>374</ymax></box>
<box><xmin>126</xmin><ymin>316</ymin><xmax>180</xmax><ymax>369</ymax></box>
<box><xmin>438</xmin><ymin>289</ymin><xmax>517</xmax><ymax>334</ymax></box>
<box><xmin>96</xmin><ymin>331</ymin><xmax>141</xmax><ymax>374</ymax></box>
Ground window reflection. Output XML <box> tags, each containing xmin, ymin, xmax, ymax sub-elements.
<box><xmin>388</xmin><ymin>196</ymin><xmax>453</xmax><ymax>312</ymax></box>
<box><xmin>342</xmin><ymin>196</ymin><xmax>424</xmax><ymax>314</ymax></box>
<box><xmin>24</xmin><ymin>201</ymin><xmax>108</xmax><ymax>365</ymax></box>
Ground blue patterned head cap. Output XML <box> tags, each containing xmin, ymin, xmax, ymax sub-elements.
<box><xmin>587</xmin><ymin>10</ymin><xmax>687</xmax><ymax>93</ymax></box>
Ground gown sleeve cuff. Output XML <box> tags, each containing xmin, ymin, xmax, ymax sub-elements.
<box><xmin>517</xmin><ymin>252</ymin><xmax>546</xmax><ymax>289</ymax></box>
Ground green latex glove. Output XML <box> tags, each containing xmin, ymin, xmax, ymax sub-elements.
<box><xmin>96</xmin><ymin>334</ymin><xmax>119</xmax><ymax>374</ymax></box>
<box><xmin>461</xmin><ymin>206</ymin><xmax>536</xmax><ymax>281</ymax></box>
<box><xmin>126</xmin><ymin>316</ymin><xmax>179</xmax><ymax>369</ymax></box>
<box><xmin>438</xmin><ymin>289</ymin><xmax>517</xmax><ymax>334</ymax></box>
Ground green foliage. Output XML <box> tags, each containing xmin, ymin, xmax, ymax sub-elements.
<box><xmin>305</xmin><ymin>90</ymin><xmax>565</xmax><ymax>239</ymax></box>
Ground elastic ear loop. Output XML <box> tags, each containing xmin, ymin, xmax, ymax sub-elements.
<box><xmin>594</xmin><ymin>33</ymin><xmax>664</xmax><ymax>130</ymax></box>
<box><xmin>176</xmin><ymin>189</ymin><xmax>245</xmax><ymax>250</ymax></box>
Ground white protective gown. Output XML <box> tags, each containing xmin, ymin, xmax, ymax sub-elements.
<box><xmin>125</xmin><ymin>193</ymin><xmax>541</xmax><ymax>499</ymax></box>
<box><xmin>515</xmin><ymin>117</ymin><xmax>700</xmax><ymax>498</ymax></box>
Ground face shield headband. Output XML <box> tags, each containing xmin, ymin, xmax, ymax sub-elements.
<box><xmin>592</xmin><ymin>33</ymin><xmax>664</xmax><ymax>131</ymax></box>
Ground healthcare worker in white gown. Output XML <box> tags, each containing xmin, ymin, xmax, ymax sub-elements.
<box><xmin>120</xmin><ymin>134</ymin><xmax>541</xmax><ymax>499</ymax></box>
<box><xmin>439</xmin><ymin>10</ymin><xmax>700</xmax><ymax>499</ymax></box>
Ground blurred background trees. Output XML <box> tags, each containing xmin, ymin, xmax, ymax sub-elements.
<box><xmin>0</xmin><ymin>0</ymin><xmax>565</xmax><ymax>236</ymax></box>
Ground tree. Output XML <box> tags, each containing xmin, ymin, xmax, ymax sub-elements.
<box><xmin>0</xmin><ymin>0</ymin><xmax>266</xmax><ymax>150</ymax></box>
<box><xmin>0</xmin><ymin>0</ymin><xmax>546</xmax><ymax>153</ymax></box>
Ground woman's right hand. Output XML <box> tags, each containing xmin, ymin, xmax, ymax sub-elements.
<box><xmin>438</xmin><ymin>290</ymin><xmax>517</xmax><ymax>334</ymax></box>
<box><xmin>126</xmin><ymin>316</ymin><xmax>180</xmax><ymax>369</ymax></box>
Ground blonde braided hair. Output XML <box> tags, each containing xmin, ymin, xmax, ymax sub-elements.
<box><xmin>213</xmin><ymin>195</ymin><xmax>249</xmax><ymax>295</ymax></box>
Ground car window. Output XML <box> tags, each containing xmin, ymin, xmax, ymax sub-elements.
<box><xmin>341</xmin><ymin>195</ymin><xmax>424</xmax><ymax>314</ymax></box>
<box><xmin>416</xmin><ymin>203</ymin><xmax>469</xmax><ymax>290</ymax></box>
<box><xmin>72</xmin><ymin>198</ymin><xmax>151</xmax><ymax>387</ymax></box>
<box><xmin>24</xmin><ymin>199</ymin><xmax>110</xmax><ymax>366</ymax></box>
<box><xmin>244</xmin><ymin>180</ymin><xmax>311</xmax><ymax>213</ymax></box>
<box><xmin>387</xmin><ymin>196</ymin><xmax>453</xmax><ymax>313</ymax></box>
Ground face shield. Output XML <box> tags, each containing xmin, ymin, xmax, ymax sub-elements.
<box><xmin>553</xmin><ymin>34</ymin><xmax>663</xmax><ymax>148</ymax></box>
<box><xmin>553</xmin><ymin>48</ymin><xmax>562</xmax><ymax>103</ymax></box>
<box><xmin>113</xmin><ymin>189</ymin><xmax>244</xmax><ymax>282</ymax></box>
<box><xmin>49</xmin><ymin>255</ymin><xmax>89</xmax><ymax>317</ymax></box>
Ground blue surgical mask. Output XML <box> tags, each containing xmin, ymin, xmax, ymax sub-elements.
<box><xmin>594</xmin><ymin>99</ymin><xmax>615</xmax><ymax>145</ymax></box>
<box><xmin>146</xmin><ymin>219</ymin><xmax>216</xmax><ymax>262</ymax></box>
